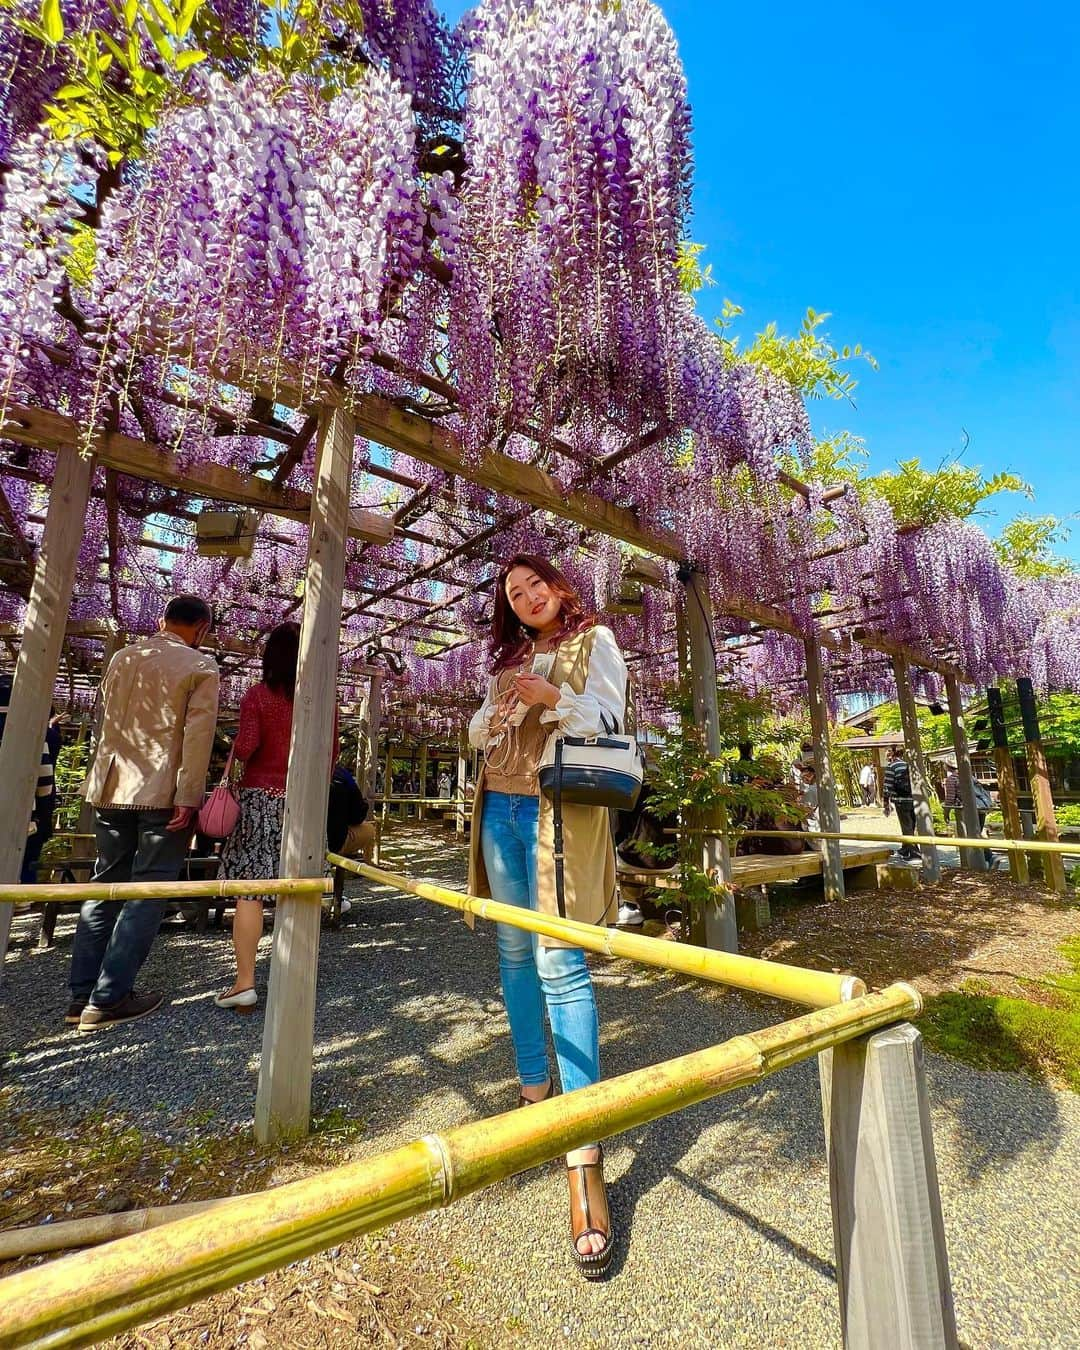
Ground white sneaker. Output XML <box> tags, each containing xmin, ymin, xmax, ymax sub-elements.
<box><xmin>617</xmin><ymin>902</ymin><xmax>644</xmax><ymax>927</ymax></box>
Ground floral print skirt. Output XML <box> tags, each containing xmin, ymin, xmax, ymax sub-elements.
<box><xmin>219</xmin><ymin>787</ymin><xmax>285</xmax><ymax>898</ymax></box>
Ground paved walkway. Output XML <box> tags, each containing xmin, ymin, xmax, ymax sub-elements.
<box><xmin>2</xmin><ymin>830</ymin><xmax>1078</xmax><ymax>1346</ymax></box>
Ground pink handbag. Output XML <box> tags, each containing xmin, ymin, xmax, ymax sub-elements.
<box><xmin>198</xmin><ymin>752</ymin><xmax>240</xmax><ymax>840</ymax></box>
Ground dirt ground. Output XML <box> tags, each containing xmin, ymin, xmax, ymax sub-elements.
<box><xmin>738</xmin><ymin>867</ymin><xmax>1080</xmax><ymax>1002</ymax></box>
<box><xmin>3</xmin><ymin>863</ymin><xmax>1077</xmax><ymax>1348</ymax></box>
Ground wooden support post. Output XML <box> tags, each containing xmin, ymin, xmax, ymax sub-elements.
<box><xmin>417</xmin><ymin>742</ymin><xmax>429</xmax><ymax>820</ymax></box>
<box><xmin>364</xmin><ymin>671</ymin><xmax>382</xmax><ymax>801</ymax></box>
<box><xmin>819</xmin><ymin>1023</ymin><xmax>958</xmax><ymax>1350</ymax></box>
<box><xmin>382</xmin><ymin>744</ymin><xmax>394</xmax><ymax>822</ymax></box>
<box><xmin>805</xmin><ymin>633</ymin><xmax>845</xmax><ymax>902</ymax></box>
<box><xmin>987</xmin><ymin>688</ymin><xmax>1029</xmax><ymax>886</ymax></box>
<box><xmin>255</xmin><ymin>406</ymin><xmax>355</xmax><ymax>1143</ymax></box>
<box><xmin>0</xmin><ymin>451</ymin><xmax>94</xmax><ymax>978</ymax></box>
<box><xmin>1017</xmin><ymin>679</ymin><xmax>1067</xmax><ymax>894</ymax></box>
<box><xmin>943</xmin><ymin>674</ymin><xmax>986</xmax><ymax>873</ymax></box>
<box><xmin>456</xmin><ymin>727</ymin><xmax>468</xmax><ymax>837</ymax></box>
<box><xmin>891</xmin><ymin>656</ymin><xmax>941</xmax><ymax>881</ymax></box>
<box><xmin>679</xmin><ymin>567</ymin><xmax>737</xmax><ymax>953</ymax></box>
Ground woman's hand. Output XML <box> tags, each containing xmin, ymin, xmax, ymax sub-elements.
<box><xmin>513</xmin><ymin>672</ymin><xmax>561</xmax><ymax>710</ymax></box>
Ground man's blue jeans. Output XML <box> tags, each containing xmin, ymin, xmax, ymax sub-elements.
<box><xmin>69</xmin><ymin>808</ymin><xmax>189</xmax><ymax>1006</ymax></box>
<box><xmin>479</xmin><ymin>791</ymin><xmax>600</xmax><ymax>1101</ymax></box>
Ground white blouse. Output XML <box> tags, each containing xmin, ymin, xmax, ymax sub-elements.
<box><xmin>468</xmin><ymin>626</ymin><xmax>628</xmax><ymax>751</ymax></box>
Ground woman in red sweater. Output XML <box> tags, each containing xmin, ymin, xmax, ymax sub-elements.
<box><xmin>215</xmin><ymin>622</ymin><xmax>300</xmax><ymax>1012</ymax></box>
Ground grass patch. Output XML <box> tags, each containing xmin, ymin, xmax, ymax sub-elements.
<box><xmin>920</xmin><ymin>937</ymin><xmax>1080</xmax><ymax>1090</ymax></box>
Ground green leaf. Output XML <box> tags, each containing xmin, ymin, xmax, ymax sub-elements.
<box><xmin>174</xmin><ymin>47</ymin><xmax>206</xmax><ymax>71</ymax></box>
<box><xmin>147</xmin><ymin>0</ymin><xmax>179</xmax><ymax>37</ymax></box>
<box><xmin>53</xmin><ymin>82</ymin><xmax>94</xmax><ymax>99</ymax></box>
<box><xmin>141</xmin><ymin>12</ymin><xmax>174</xmax><ymax>64</ymax></box>
<box><xmin>40</xmin><ymin>0</ymin><xmax>64</xmax><ymax>43</ymax></box>
<box><xmin>177</xmin><ymin>0</ymin><xmax>203</xmax><ymax>38</ymax></box>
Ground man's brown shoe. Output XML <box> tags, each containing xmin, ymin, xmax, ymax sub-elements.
<box><xmin>64</xmin><ymin>1001</ymin><xmax>88</xmax><ymax>1025</ymax></box>
<box><xmin>78</xmin><ymin>990</ymin><xmax>164</xmax><ymax>1032</ymax></box>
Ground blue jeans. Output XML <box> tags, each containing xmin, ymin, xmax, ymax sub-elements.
<box><xmin>480</xmin><ymin>792</ymin><xmax>600</xmax><ymax>1105</ymax></box>
<box><xmin>69</xmin><ymin>808</ymin><xmax>189</xmax><ymax>1006</ymax></box>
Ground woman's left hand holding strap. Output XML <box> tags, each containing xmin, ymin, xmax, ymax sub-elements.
<box><xmin>513</xmin><ymin>672</ymin><xmax>561</xmax><ymax>710</ymax></box>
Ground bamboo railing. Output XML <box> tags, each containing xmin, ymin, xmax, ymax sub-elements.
<box><xmin>701</xmin><ymin>828</ymin><xmax>1080</xmax><ymax>858</ymax></box>
<box><xmin>0</xmin><ymin>983</ymin><xmax>920</xmax><ymax>1350</ymax></box>
<box><xmin>0</xmin><ymin>878</ymin><xmax>334</xmax><ymax>904</ymax></box>
<box><xmin>327</xmin><ymin>853</ymin><xmax>862</xmax><ymax>1007</ymax></box>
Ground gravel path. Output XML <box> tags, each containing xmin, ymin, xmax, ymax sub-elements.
<box><xmin>2</xmin><ymin>831</ymin><xmax>1079</xmax><ymax>1347</ymax></box>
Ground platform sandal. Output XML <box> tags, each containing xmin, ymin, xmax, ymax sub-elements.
<box><xmin>567</xmin><ymin>1145</ymin><xmax>614</xmax><ymax>1279</ymax></box>
<box><xmin>517</xmin><ymin>1078</ymin><xmax>554</xmax><ymax>1108</ymax></box>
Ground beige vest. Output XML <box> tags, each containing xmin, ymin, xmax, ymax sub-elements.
<box><xmin>466</xmin><ymin>628</ymin><xmax>617</xmax><ymax>947</ymax></box>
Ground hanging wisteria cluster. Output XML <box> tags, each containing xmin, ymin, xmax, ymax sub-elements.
<box><xmin>0</xmin><ymin>0</ymin><xmax>1077</xmax><ymax>725</ymax></box>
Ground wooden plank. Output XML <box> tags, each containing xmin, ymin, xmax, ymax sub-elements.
<box><xmin>805</xmin><ymin>632</ymin><xmax>845</xmax><ymax>901</ymax></box>
<box><xmin>0</xmin><ymin>402</ymin><xmax>390</xmax><ymax>544</ymax></box>
<box><xmin>892</xmin><ymin>655</ymin><xmax>941</xmax><ymax>881</ymax></box>
<box><xmin>0</xmin><ymin>451</ymin><xmax>94</xmax><ymax>977</ymax></box>
<box><xmin>943</xmin><ymin>674</ymin><xmax>986</xmax><ymax>873</ymax></box>
<box><xmin>618</xmin><ymin>846</ymin><xmax>892</xmax><ymax>891</ymax></box>
<box><xmin>254</xmin><ymin>405</ymin><xmax>355</xmax><ymax>1143</ymax></box>
<box><xmin>819</xmin><ymin>1024</ymin><xmax>958</xmax><ymax>1350</ymax></box>
<box><xmin>681</xmin><ymin>569</ymin><xmax>737</xmax><ymax>952</ymax></box>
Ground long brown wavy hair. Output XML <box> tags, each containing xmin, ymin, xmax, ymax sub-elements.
<box><xmin>490</xmin><ymin>554</ymin><xmax>596</xmax><ymax>673</ymax></box>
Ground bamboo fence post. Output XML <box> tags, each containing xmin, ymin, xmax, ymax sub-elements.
<box><xmin>987</xmin><ymin>687</ymin><xmax>1029</xmax><ymax>885</ymax></box>
<box><xmin>0</xmin><ymin>985</ymin><xmax>919</xmax><ymax>1350</ymax></box>
<box><xmin>1017</xmin><ymin>678</ymin><xmax>1067</xmax><ymax>893</ymax></box>
<box><xmin>805</xmin><ymin>632</ymin><xmax>845</xmax><ymax>901</ymax></box>
<box><xmin>943</xmin><ymin>674</ymin><xmax>986</xmax><ymax>873</ymax></box>
<box><xmin>679</xmin><ymin>566</ymin><xmax>736</xmax><ymax>953</ymax></box>
<box><xmin>0</xmin><ymin>450</ymin><xmax>94</xmax><ymax>979</ymax></box>
<box><xmin>0</xmin><ymin>1197</ymin><xmax>235</xmax><ymax>1260</ymax></box>
<box><xmin>891</xmin><ymin>655</ymin><xmax>940</xmax><ymax>881</ymax></box>
<box><xmin>819</xmin><ymin>1023</ymin><xmax>957</xmax><ymax>1350</ymax></box>
<box><xmin>255</xmin><ymin>404</ymin><xmax>356</xmax><ymax>1144</ymax></box>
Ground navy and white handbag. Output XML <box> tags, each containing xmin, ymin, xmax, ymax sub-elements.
<box><xmin>538</xmin><ymin>711</ymin><xmax>644</xmax><ymax>917</ymax></box>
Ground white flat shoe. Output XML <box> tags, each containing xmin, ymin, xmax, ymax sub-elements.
<box><xmin>214</xmin><ymin>987</ymin><xmax>257</xmax><ymax>1010</ymax></box>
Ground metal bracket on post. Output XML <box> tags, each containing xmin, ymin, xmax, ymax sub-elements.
<box><xmin>819</xmin><ymin>1022</ymin><xmax>958</xmax><ymax>1350</ymax></box>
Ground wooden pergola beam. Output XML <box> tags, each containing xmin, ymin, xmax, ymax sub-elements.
<box><xmin>351</xmin><ymin>394</ymin><xmax>686</xmax><ymax>560</ymax></box>
<box><xmin>0</xmin><ymin>403</ymin><xmax>392</xmax><ymax>545</ymax></box>
<box><xmin>852</xmin><ymin>628</ymin><xmax>971</xmax><ymax>685</ymax></box>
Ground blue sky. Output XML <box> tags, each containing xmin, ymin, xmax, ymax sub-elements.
<box><xmin>441</xmin><ymin>0</ymin><xmax>1080</xmax><ymax>561</ymax></box>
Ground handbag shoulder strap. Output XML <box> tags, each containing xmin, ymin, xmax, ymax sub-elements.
<box><xmin>552</xmin><ymin>738</ymin><xmax>567</xmax><ymax>919</ymax></box>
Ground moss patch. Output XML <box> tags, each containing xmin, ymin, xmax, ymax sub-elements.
<box><xmin>920</xmin><ymin>937</ymin><xmax>1080</xmax><ymax>1090</ymax></box>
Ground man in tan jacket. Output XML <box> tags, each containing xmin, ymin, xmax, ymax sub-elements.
<box><xmin>68</xmin><ymin>595</ymin><xmax>219</xmax><ymax>1031</ymax></box>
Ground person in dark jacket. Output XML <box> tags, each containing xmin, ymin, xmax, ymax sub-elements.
<box><xmin>883</xmin><ymin>746</ymin><xmax>919</xmax><ymax>859</ymax></box>
<box><xmin>327</xmin><ymin>764</ymin><xmax>374</xmax><ymax>858</ymax></box>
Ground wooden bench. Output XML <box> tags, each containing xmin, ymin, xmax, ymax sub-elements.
<box><xmin>617</xmin><ymin>845</ymin><xmax>895</xmax><ymax>935</ymax></box>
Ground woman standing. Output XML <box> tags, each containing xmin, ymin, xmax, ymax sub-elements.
<box><xmin>215</xmin><ymin>622</ymin><xmax>301</xmax><ymax>1013</ymax></box>
<box><xmin>468</xmin><ymin>553</ymin><xmax>627</xmax><ymax>1278</ymax></box>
